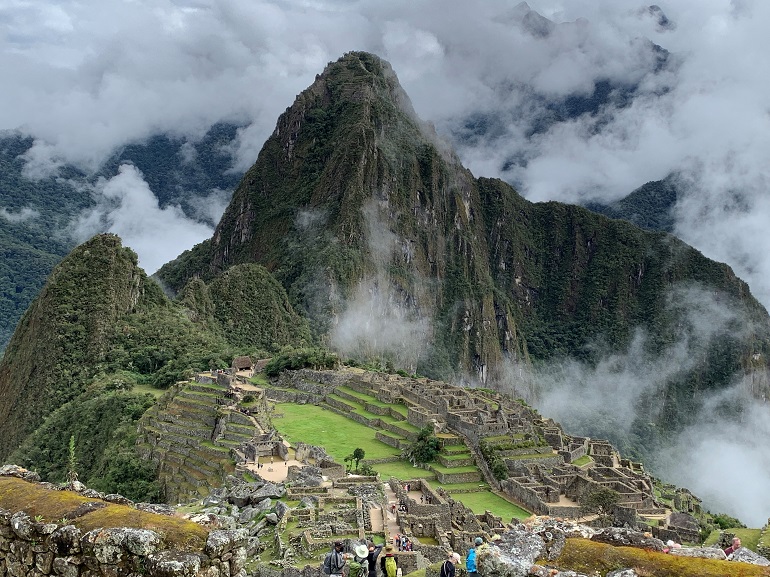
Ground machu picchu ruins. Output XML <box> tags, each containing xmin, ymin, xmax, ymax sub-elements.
<box><xmin>135</xmin><ymin>363</ymin><xmax>702</xmax><ymax>554</ymax></box>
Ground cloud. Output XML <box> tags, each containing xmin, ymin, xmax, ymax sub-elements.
<box><xmin>6</xmin><ymin>0</ymin><xmax>770</xmax><ymax>524</ymax></box>
<box><xmin>0</xmin><ymin>206</ymin><xmax>39</xmax><ymax>223</ymax></box>
<box><xmin>656</xmin><ymin>389</ymin><xmax>770</xmax><ymax>527</ymax></box>
<box><xmin>526</xmin><ymin>284</ymin><xmax>769</xmax><ymax>525</ymax></box>
<box><xmin>330</xmin><ymin>200</ymin><xmax>432</xmax><ymax>372</ymax></box>
<box><xmin>71</xmin><ymin>164</ymin><xmax>213</xmax><ymax>274</ymax></box>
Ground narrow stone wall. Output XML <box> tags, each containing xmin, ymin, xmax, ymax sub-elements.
<box><xmin>0</xmin><ymin>509</ymin><xmax>247</xmax><ymax>577</ymax></box>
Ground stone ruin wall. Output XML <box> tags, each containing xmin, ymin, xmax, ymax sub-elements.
<box><xmin>0</xmin><ymin>508</ymin><xmax>247</xmax><ymax>577</ymax></box>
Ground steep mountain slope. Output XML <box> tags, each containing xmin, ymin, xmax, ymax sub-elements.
<box><xmin>157</xmin><ymin>52</ymin><xmax>770</xmax><ymax>397</ymax></box>
<box><xmin>0</xmin><ymin>123</ymin><xmax>243</xmax><ymax>354</ymax></box>
<box><xmin>0</xmin><ymin>234</ymin><xmax>309</xmax><ymax>494</ymax></box>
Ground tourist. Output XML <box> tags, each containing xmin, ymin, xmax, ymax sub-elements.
<box><xmin>352</xmin><ymin>543</ymin><xmax>370</xmax><ymax>577</ymax></box>
<box><xmin>366</xmin><ymin>541</ymin><xmax>383</xmax><ymax>577</ymax></box>
<box><xmin>440</xmin><ymin>552</ymin><xmax>460</xmax><ymax>577</ymax></box>
<box><xmin>466</xmin><ymin>537</ymin><xmax>482</xmax><ymax>577</ymax></box>
<box><xmin>724</xmin><ymin>537</ymin><xmax>742</xmax><ymax>556</ymax></box>
<box><xmin>324</xmin><ymin>541</ymin><xmax>346</xmax><ymax>576</ymax></box>
<box><xmin>380</xmin><ymin>544</ymin><xmax>398</xmax><ymax>577</ymax></box>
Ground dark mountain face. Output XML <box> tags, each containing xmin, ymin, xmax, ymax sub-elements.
<box><xmin>157</xmin><ymin>52</ymin><xmax>770</xmax><ymax>453</ymax></box>
<box><xmin>585</xmin><ymin>176</ymin><xmax>678</xmax><ymax>233</ymax></box>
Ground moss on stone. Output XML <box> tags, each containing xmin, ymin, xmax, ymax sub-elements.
<box><xmin>0</xmin><ymin>477</ymin><xmax>208</xmax><ymax>551</ymax></box>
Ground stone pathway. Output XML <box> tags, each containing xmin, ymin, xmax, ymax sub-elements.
<box><xmin>382</xmin><ymin>483</ymin><xmax>401</xmax><ymax>540</ymax></box>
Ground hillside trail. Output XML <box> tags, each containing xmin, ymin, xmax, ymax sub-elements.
<box><xmin>382</xmin><ymin>482</ymin><xmax>401</xmax><ymax>542</ymax></box>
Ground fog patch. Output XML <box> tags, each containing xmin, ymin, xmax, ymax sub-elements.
<box><xmin>520</xmin><ymin>284</ymin><xmax>768</xmax><ymax>523</ymax></box>
<box><xmin>72</xmin><ymin>164</ymin><xmax>213</xmax><ymax>275</ymax></box>
<box><xmin>0</xmin><ymin>206</ymin><xmax>39</xmax><ymax>223</ymax></box>
<box><xmin>186</xmin><ymin>187</ymin><xmax>231</xmax><ymax>227</ymax></box>
<box><xmin>656</xmin><ymin>386</ymin><xmax>770</xmax><ymax>527</ymax></box>
<box><xmin>331</xmin><ymin>199</ymin><xmax>432</xmax><ymax>372</ymax></box>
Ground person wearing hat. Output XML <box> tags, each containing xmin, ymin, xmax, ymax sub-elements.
<box><xmin>440</xmin><ymin>552</ymin><xmax>460</xmax><ymax>577</ymax></box>
<box><xmin>380</xmin><ymin>544</ymin><xmax>398</xmax><ymax>577</ymax></box>
<box><xmin>324</xmin><ymin>541</ymin><xmax>346</xmax><ymax>576</ymax></box>
<box><xmin>366</xmin><ymin>541</ymin><xmax>384</xmax><ymax>577</ymax></box>
<box><xmin>350</xmin><ymin>543</ymin><xmax>370</xmax><ymax>577</ymax></box>
<box><xmin>466</xmin><ymin>537</ymin><xmax>482</xmax><ymax>577</ymax></box>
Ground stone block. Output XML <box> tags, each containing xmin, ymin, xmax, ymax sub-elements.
<box><xmin>52</xmin><ymin>557</ymin><xmax>80</xmax><ymax>577</ymax></box>
<box><xmin>9</xmin><ymin>514</ymin><xmax>32</xmax><ymax>541</ymax></box>
<box><xmin>34</xmin><ymin>551</ymin><xmax>54</xmax><ymax>573</ymax></box>
<box><xmin>49</xmin><ymin>526</ymin><xmax>82</xmax><ymax>556</ymax></box>
<box><xmin>146</xmin><ymin>550</ymin><xmax>203</xmax><ymax>577</ymax></box>
<box><xmin>204</xmin><ymin>530</ymin><xmax>248</xmax><ymax>558</ymax></box>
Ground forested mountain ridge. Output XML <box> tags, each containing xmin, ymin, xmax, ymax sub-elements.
<box><xmin>0</xmin><ymin>234</ymin><xmax>308</xmax><ymax>494</ymax></box>
<box><xmin>157</xmin><ymin>52</ymin><xmax>770</xmax><ymax>449</ymax></box>
<box><xmin>0</xmin><ymin>123</ymin><xmax>243</xmax><ymax>354</ymax></box>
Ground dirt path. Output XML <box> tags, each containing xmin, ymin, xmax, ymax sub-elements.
<box><xmin>244</xmin><ymin>458</ymin><xmax>303</xmax><ymax>483</ymax></box>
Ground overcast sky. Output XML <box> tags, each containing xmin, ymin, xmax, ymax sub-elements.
<box><xmin>4</xmin><ymin>0</ymin><xmax>770</xmax><ymax>524</ymax></box>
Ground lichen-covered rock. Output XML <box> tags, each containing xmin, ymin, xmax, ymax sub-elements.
<box><xmin>250</xmin><ymin>483</ymin><xmax>285</xmax><ymax>503</ymax></box>
<box><xmin>49</xmin><ymin>526</ymin><xmax>82</xmax><ymax>555</ymax></box>
<box><xmin>146</xmin><ymin>550</ymin><xmax>203</xmax><ymax>577</ymax></box>
<box><xmin>228</xmin><ymin>485</ymin><xmax>254</xmax><ymax>508</ymax></box>
<box><xmin>265</xmin><ymin>513</ymin><xmax>279</xmax><ymax>525</ymax></box>
<box><xmin>536</xmin><ymin>527</ymin><xmax>565</xmax><ymax>561</ymax></box>
<box><xmin>52</xmin><ymin>556</ymin><xmax>80</xmax><ymax>577</ymax></box>
<box><xmin>529</xmin><ymin>568</ymin><xmax>590</xmax><ymax>577</ymax></box>
<box><xmin>103</xmin><ymin>494</ymin><xmax>134</xmax><ymax>506</ymax></box>
<box><xmin>205</xmin><ymin>529</ymin><xmax>248</xmax><ymax>557</ymax></box>
<box><xmin>0</xmin><ymin>465</ymin><xmax>40</xmax><ymax>482</ymax></box>
<box><xmin>590</xmin><ymin>528</ymin><xmax>664</xmax><ymax>551</ymax></box>
<box><xmin>135</xmin><ymin>503</ymin><xmax>176</xmax><ymax>516</ymax></box>
<box><xmin>668</xmin><ymin>546</ymin><xmax>726</xmax><ymax>559</ymax></box>
<box><xmin>274</xmin><ymin>501</ymin><xmax>289</xmax><ymax>521</ymax></box>
<box><xmin>254</xmin><ymin>498</ymin><xmax>274</xmax><ymax>516</ymax></box>
<box><xmin>477</xmin><ymin>528</ymin><xmax>546</xmax><ymax>577</ymax></box>
<box><xmin>728</xmin><ymin>548</ymin><xmax>770</xmax><ymax>565</ymax></box>
<box><xmin>82</xmin><ymin>527</ymin><xmax>160</xmax><ymax>563</ymax></box>
<box><xmin>606</xmin><ymin>569</ymin><xmax>641</xmax><ymax>577</ymax></box>
<box><xmin>10</xmin><ymin>512</ymin><xmax>33</xmax><ymax>540</ymax></box>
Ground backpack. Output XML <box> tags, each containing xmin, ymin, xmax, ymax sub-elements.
<box><xmin>349</xmin><ymin>559</ymin><xmax>366</xmax><ymax>577</ymax></box>
<box><xmin>384</xmin><ymin>556</ymin><xmax>397</xmax><ymax>577</ymax></box>
<box><xmin>323</xmin><ymin>553</ymin><xmax>333</xmax><ymax>575</ymax></box>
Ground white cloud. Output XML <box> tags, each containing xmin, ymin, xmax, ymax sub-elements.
<box><xmin>6</xmin><ymin>0</ymin><xmax>770</xmax><ymax>524</ymax></box>
<box><xmin>0</xmin><ymin>206</ymin><xmax>39</xmax><ymax>223</ymax></box>
<box><xmin>72</xmin><ymin>164</ymin><xmax>213</xmax><ymax>274</ymax></box>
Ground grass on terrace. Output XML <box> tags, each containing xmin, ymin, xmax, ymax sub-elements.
<box><xmin>447</xmin><ymin>491</ymin><xmax>530</xmax><ymax>520</ymax></box>
<box><xmin>373</xmin><ymin>461</ymin><xmax>436</xmax><ymax>480</ymax></box>
<box><xmin>273</xmin><ymin>403</ymin><xmax>400</xmax><ymax>462</ymax></box>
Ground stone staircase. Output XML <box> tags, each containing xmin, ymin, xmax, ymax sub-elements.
<box><xmin>137</xmin><ymin>380</ymin><xmax>261</xmax><ymax>504</ymax></box>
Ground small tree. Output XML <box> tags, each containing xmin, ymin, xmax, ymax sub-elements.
<box><xmin>579</xmin><ymin>487</ymin><xmax>620</xmax><ymax>527</ymax></box>
<box><xmin>403</xmin><ymin>426</ymin><xmax>441</xmax><ymax>465</ymax></box>
<box><xmin>344</xmin><ymin>453</ymin><xmax>354</xmax><ymax>472</ymax></box>
<box><xmin>352</xmin><ymin>448</ymin><xmax>366</xmax><ymax>471</ymax></box>
<box><xmin>67</xmin><ymin>435</ymin><xmax>79</xmax><ymax>488</ymax></box>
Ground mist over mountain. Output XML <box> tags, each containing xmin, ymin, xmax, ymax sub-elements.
<box><xmin>156</xmin><ymin>52</ymin><xmax>770</xmax><ymax>524</ymax></box>
<box><xmin>4</xmin><ymin>1</ymin><xmax>770</xmax><ymax>525</ymax></box>
<box><xmin>0</xmin><ymin>123</ymin><xmax>242</xmax><ymax>352</ymax></box>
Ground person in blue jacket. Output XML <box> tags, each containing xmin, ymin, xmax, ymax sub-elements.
<box><xmin>466</xmin><ymin>537</ymin><xmax>483</xmax><ymax>577</ymax></box>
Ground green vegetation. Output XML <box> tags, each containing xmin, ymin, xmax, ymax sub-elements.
<box><xmin>403</xmin><ymin>427</ymin><xmax>441</xmax><ymax>464</ymax></box>
<box><xmin>579</xmin><ymin>487</ymin><xmax>621</xmax><ymax>527</ymax></box>
<box><xmin>373</xmin><ymin>462</ymin><xmax>435</xmax><ymax>480</ymax></box>
<box><xmin>703</xmin><ymin>528</ymin><xmax>762</xmax><ymax>552</ymax></box>
<box><xmin>273</xmin><ymin>403</ymin><xmax>400</xmax><ymax>462</ymax></box>
<box><xmin>0</xmin><ymin>477</ymin><xmax>207</xmax><ymax>550</ymax></box>
<box><xmin>446</xmin><ymin>491</ymin><xmax>530</xmax><ymax>521</ymax></box>
<box><xmin>264</xmin><ymin>348</ymin><xmax>340</xmax><ymax>377</ymax></box>
<box><xmin>553</xmin><ymin>538</ymin><xmax>767</xmax><ymax>577</ymax></box>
